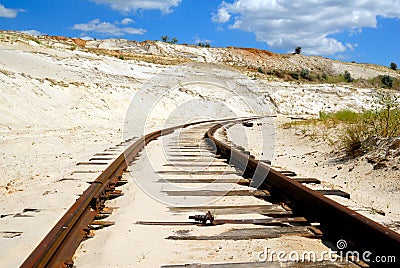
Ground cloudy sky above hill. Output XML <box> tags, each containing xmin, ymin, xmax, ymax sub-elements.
<box><xmin>1</xmin><ymin>0</ymin><xmax>399</xmax><ymax>66</ymax></box>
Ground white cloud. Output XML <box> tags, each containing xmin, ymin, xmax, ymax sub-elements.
<box><xmin>21</xmin><ymin>30</ymin><xmax>43</xmax><ymax>36</ymax></box>
<box><xmin>212</xmin><ymin>6</ymin><xmax>231</xmax><ymax>23</ymax></box>
<box><xmin>89</xmin><ymin>0</ymin><xmax>181</xmax><ymax>14</ymax></box>
<box><xmin>120</xmin><ymin>18</ymin><xmax>134</xmax><ymax>25</ymax></box>
<box><xmin>193</xmin><ymin>34</ymin><xmax>212</xmax><ymax>44</ymax></box>
<box><xmin>0</xmin><ymin>4</ymin><xmax>19</xmax><ymax>18</ymax></box>
<box><xmin>80</xmin><ymin>36</ymin><xmax>94</xmax><ymax>40</ymax></box>
<box><xmin>72</xmin><ymin>19</ymin><xmax>146</xmax><ymax>36</ymax></box>
<box><xmin>213</xmin><ymin>0</ymin><xmax>400</xmax><ymax>55</ymax></box>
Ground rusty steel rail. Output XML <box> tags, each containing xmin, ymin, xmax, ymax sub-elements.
<box><xmin>205</xmin><ymin>123</ymin><xmax>400</xmax><ymax>264</ymax></box>
<box><xmin>21</xmin><ymin>130</ymin><xmax>170</xmax><ymax>267</ymax></box>
<box><xmin>21</xmin><ymin>117</ymin><xmax>257</xmax><ymax>268</ymax></box>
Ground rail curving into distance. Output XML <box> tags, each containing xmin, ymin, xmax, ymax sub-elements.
<box><xmin>22</xmin><ymin>117</ymin><xmax>399</xmax><ymax>267</ymax></box>
<box><xmin>205</xmin><ymin>122</ymin><xmax>400</xmax><ymax>265</ymax></box>
<box><xmin>21</xmin><ymin>117</ymin><xmax>257</xmax><ymax>268</ymax></box>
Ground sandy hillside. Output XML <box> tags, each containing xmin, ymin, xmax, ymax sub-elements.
<box><xmin>0</xmin><ymin>31</ymin><xmax>399</xmax><ymax>266</ymax></box>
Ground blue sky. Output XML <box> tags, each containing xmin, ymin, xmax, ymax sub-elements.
<box><xmin>0</xmin><ymin>0</ymin><xmax>399</xmax><ymax>66</ymax></box>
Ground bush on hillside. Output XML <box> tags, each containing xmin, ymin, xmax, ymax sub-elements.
<box><xmin>161</xmin><ymin>35</ymin><xmax>178</xmax><ymax>44</ymax></box>
<box><xmin>290</xmin><ymin>72</ymin><xmax>299</xmax><ymax>80</ymax></box>
<box><xmin>340</xmin><ymin>92</ymin><xmax>400</xmax><ymax>156</ymax></box>
<box><xmin>161</xmin><ymin>35</ymin><xmax>169</xmax><ymax>42</ymax></box>
<box><xmin>381</xmin><ymin>75</ymin><xmax>394</xmax><ymax>89</ymax></box>
<box><xmin>198</xmin><ymin>42</ymin><xmax>211</xmax><ymax>48</ymax></box>
<box><xmin>300</xmin><ymin>69</ymin><xmax>310</xmax><ymax>80</ymax></box>
<box><xmin>344</xmin><ymin>71</ymin><xmax>354</xmax><ymax>82</ymax></box>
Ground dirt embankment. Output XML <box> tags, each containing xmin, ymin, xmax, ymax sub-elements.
<box><xmin>1</xmin><ymin>31</ymin><xmax>398</xmax><ymax>80</ymax></box>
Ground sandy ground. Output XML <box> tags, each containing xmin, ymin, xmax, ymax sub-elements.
<box><xmin>0</xmin><ymin>40</ymin><xmax>149</xmax><ymax>267</ymax></box>
<box><xmin>73</xmin><ymin>124</ymin><xmax>341</xmax><ymax>267</ymax></box>
<box><xmin>227</xmin><ymin>116</ymin><xmax>400</xmax><ymax>232</ymax></box>
<box><xmin>0</xmin><ymin>33</ymin><xmax>398</xmax><ymax>267</ymax></box>
<box><xmin>274</xmin><ymin>116</ymin><xmax>400</xmax><ymax>228</ymax></box>
<box><xmin>0</xmin><ymin>38</ymin><xmax>269</xmax><ymax>266</ymax></box>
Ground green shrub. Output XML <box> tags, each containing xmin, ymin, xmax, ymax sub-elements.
<box><xmin>198</xmin><ymin>42</ymin><xmax>211</xmax><ymax>48</ymax></box>
<box><xmin>161</xmin><ymin>35</ymin><xmax>178</xmax><ymax>44</ymax></box>
<box><xmin>344</xmin><ymin>71</ymin><xmax>354</xmax><ymax>82</ymax></box>
<box><xmin>319</xmin><ymin>111</ymin><xmax>330</xmax><ymax>120</ymax></box>
<box><xmin>320</xmin><ymin>73</ymin><xmax>328</xmax><ymax>81</ymax></box>
<box><xmin>340</xmin><ymin>125</ymin><xmax>365</xmax><ymax>156</ymax></box>
<box><xmin>368</xmin><ymin>92</ymin><xmax>400</xmax><ymax>137</ymax></box>
<box><xmin>314</xmin><ymin>93</ymin><xmax>400</xmax><ymax>156</ymax></box>
<box><xmin>171</xmin><ymin>37</ymin><xmax>178</xmax><ymax>44</ymax></box>
<box><xmin>367</xmin><ymin>75</ymin><xmax>400</xmax><ymax>90</ymax></box>
<box><xmin>290</xmin><ymin>72</ymin><xmax>299</xmax><ymax>80</ymax></box>
<box><xmin>319</xmin><ymin>109</ymin><xmax>359</xmax><ymax>123</ymax></box>
<box><xmin>161</xmin><ymin>35</ymin><xmax>169</xmax><ymax>42</ymax></box>
<box><xmin>333</xmin><ymin>110</ymin><xmax>360</xmax><ymax>122</ymax></box>
<box><xmin>339</xmin><ymin>92</ymin><xmax>400</xmax><ymax>155</ymax></box>
<box><xmin>326</xmin><ymin>74</ymin><xmax>347</xmax><ymax>84</ymax></box>
<box><xmin>381</xmin><ymin>75</ymin><xmax>394</xmax><ymax>88</ymax></box>
<box><xmin>390</xmin><ymin>62</ymin><xmax>397</xmax><ymax>70</ymax></box>
<box><xmin>300</xmin><ymin>69</ymin><xmax>310</xmax><ymax>80</ymax></box>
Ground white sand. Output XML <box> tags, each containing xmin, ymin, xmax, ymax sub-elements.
<box><xmin>0</xmin><ymin>39</ymin><xmax>157</xmax><ymax>267</ymax></box>
<box><xmin>227</xmin><ymin>116</ymin><xmax>400</xmax><ymax>230</ymax></box>
<box><xmin>74</xmin><ymin>125</ymin><xmax>336</xmax><ymax>267</ymax></box>
<box><xmin>0</xmin><ymin>32</ymin><xmax>398</xmax><ymax>266</ymax></box>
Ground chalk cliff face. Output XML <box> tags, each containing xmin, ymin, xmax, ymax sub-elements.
<box><xmin>1</xmin><ymin>30</ymin><xmax>398</xmax><ymax>132</ymax></box>
<box><xmin>85</xmin><ymin>36</ymin><xmax>399</xmax><ymax>80</ymax></box>
<box><xmin>0</xmin><ymin>31</ymin><xmax>399</xmax><ymax>267</ymax></box>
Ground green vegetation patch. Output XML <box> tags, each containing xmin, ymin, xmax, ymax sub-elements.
<box><xmin>254</xmin><ymin>67</ymin><xmax>400</xmax><ymax>90</ymax></box>
<box><xmin>285</xmin><ymin>92</ymin><xmax>400</xmax><ymax>157</ymax></box>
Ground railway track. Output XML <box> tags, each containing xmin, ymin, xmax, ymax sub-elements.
<box><xmin>21</xmin><ymin>118</ymin><xmax>399</xmax><ymax>267</ymax></box>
